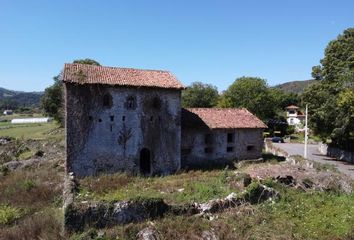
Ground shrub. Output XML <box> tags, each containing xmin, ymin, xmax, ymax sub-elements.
<box><xmin>0</xmin><ymin>205</ymin><xmax>21</xmax><ymax>225</ymax></box>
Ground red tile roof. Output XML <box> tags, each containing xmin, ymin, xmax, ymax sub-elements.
<box><xmin>182</xmin><ymin>108</ymin><xmax>267</xmax><ymax>129</ymax></box>
<box><xmin>62</xmin><ymin>63</ymin><xmax>184</xmax><ymax>89</ymax></box>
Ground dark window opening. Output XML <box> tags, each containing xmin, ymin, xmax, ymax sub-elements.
<box><xmin>152</xmin><ymin>97</ymin><xmax>161</xmax><ymax>109</ymax></box>
<box><xmin>204</xmin><ymin>147</ymin><xmax>213</xmax><ymax>153</ymax></box>
<box><xmin>140</xmin><ymin>148</ymin><xmax>151</xmax><ymax>175</ymax></box>
<box><xmin>103</xmin><ymin>93</ymin><xmax>113</xmax><ymax>107</ymax></box>
<box><xmin>227</xmin><ymin>147</ymin><xmax>234</xmax><ymax>152</ymax></box>
<box><xmin>204</xmin><ymin>134</ymin><xmax>213</xmax><ymax>144</ymax></box>
<box><xmin>150</xmin><ymin>116</ymin><xmax>154</xmax><ymax>122</ymax></box>
<box><xmin>110</xmin><ymin>115</ymin><xmax>114</xmax><ymax>121</ymax></box>
<box><xmin>110</xmin><ymin>125</ymin><xmax>113</xmax><ymax>132</ymax></box>
<box><xmin>247</xmin><ymin>145</ymin><xmax>255</xmax><ymax>151</ymax></box>
<box><xmin>88</xmin><ymin>116</ymin><xmax>93</xmax><ymax>121</ymax></box>
<box><xmin>181</xmin><ymin>148</ymin><xmax>192</xmax><ymax>155</ymax></box>
<box><xmin>122</xmin><ymin>116</ymin><xmax>126</xmax><ymax>121</ymax></box>
<box><xmin>227</xmin><ymin>133</ymin><xmax>234</xmax><ymax>143</ymax></box>
<box><xmin>98</xmin><ymin>118</ymin><xmax>102</xmax><ymax>122</ymax></box>
<box><xmin>126</xmin><ymin>96</ymin><xmax>136</xmax><ymax>110</ymax></box>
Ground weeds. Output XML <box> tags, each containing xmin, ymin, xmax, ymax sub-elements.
<box><xmin>0</xmin><ymin>209</ymin><xmax>64</xmax><ymax>240</ymax></box>
<box><xmin>0</xmin><ymin>205</ymin><xmax>22</xmax><ymax>225</ymax></box>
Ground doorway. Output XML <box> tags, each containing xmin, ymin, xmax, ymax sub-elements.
<box><xmin>140</xmin><ymin>148</ymin><xmax>151</xmax><ymax>175</ymax></box>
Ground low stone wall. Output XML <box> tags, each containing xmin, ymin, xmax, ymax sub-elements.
<box><xmin>63</xmin><ymin>173</ymin><xmax>279</xmax><ymax>233</ymax></box>
<box><xmin>264</xmin><ymin>140</ymin><xmax>290</xmax><ymax>158</ymax></box>
<box><xmin>317</xmin><ymin>143</ymin><xmax>354</xmax><ymax>164</ymax></box>
<box><xmin>318</xmin><ymin>143</ymin><xmax>328</xmax><ymax>155</ymax></box>
<box><xmin>328</xmin><ymin>147</ymin><xmax>354</xmax><ymax>164</ymax></box>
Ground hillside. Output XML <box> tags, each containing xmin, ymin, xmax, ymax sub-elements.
<box><xmin>274</xmin><ymin>79</ymin><xmax>316</xmax><ymax>94</ymax></box>
<box><xmin>0</xmin><ymin>87</ymin><xmax>43</xmax><ymax>110</ymax></box>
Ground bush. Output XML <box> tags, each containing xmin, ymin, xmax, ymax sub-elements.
<box><xmin>0</xmin><ymin>205</ymin><xmax>21</xmax><ymax>225</ymax></box>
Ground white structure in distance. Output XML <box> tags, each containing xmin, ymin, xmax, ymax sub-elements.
<box><xmin>285</xmin><ymin>105</ymin><xmax>305</xmax><ymax>126</ymax></box>
<box><xmin>11</xmin><ymin>118</ymin><xmax>53</xmax><ymax>124</ymax></box>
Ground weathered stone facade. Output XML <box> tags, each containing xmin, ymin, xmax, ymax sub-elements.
<box><xmin>65</xmin><ymin>83</ymin><xmax>181</xmax><ymax>177</ymax></box>
<box><xmin>63</xmin><ymin>63</ymin><xmax>267</xmax><ymax>177</ymax></box>
<box><xmin>181</xmin><ymin>128</ymin><xmax>264</xmax><ymax>166</ymax></box>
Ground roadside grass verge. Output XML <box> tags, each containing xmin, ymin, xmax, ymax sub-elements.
<box><xmin>77</xmin><ymin>168</ymin><xmax>243</xmax><ymax>204</ymax></box>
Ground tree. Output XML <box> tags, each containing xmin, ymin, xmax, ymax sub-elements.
<box><xmin>41</xmin><ymin>58</ymin><xmax>100</xmax><ymax>126</ymax></box>
<box><xmin>182</xmin><ymin>82</ymin><xmax>219</xmax><ymax>108</ymax></box>
<box><xmin>41</xmin><ymin>74</ymin><xmax>63</xmax><ymax>124</ymax></box>
<box><xmin>269</xmin><ymin>88</ymin><xmax>300</xmax><ymax>110</ymax></box>
<box><xmin>218</xmin><ymin>77</ymin><xmax>276</xmax><ymax>120</ymax></box>
<box><xmin>303</xmin><ymin>28</ymin><xmax>354</xmax><ymax>150</ymax></box>
<box><xmin>73</xmin><ymin>58</ymin><xmax>101</xmax><ymax>66</ymax></box>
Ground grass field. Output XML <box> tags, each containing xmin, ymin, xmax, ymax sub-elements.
<box><xmin>0</xmin><ymin>122</ymin><xmax>60</xmax><ymax>140</ymax></box>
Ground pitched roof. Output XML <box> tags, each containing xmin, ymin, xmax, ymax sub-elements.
<box><xmin>182</xmin><ymin>108</ymin><xmax>267</xmax><ymax>129</ymax></box>
<box><xmin>285</xmin><ymin>105</ymin><xmax>299</xmax><ymax>109</ymax></box>
<box><xmin>62</xmin><ymin>63</ymin><xmax>184</xmax><ymax>90</ymax></box>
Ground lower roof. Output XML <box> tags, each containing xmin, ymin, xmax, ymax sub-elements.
<box><xmin>182</xmin><ymin>108</ymin><xmax>267</xmax><ymax>129</ymax></box>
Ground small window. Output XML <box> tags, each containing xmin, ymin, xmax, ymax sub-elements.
<box><xmin>181</xmin><ymin>148</ymin><xmax>192</xmax><ymax>155</ymax></box>
<box><xmin>204</xmin><ymin>134</ymin><xmax>213</xmax><ymax>144</ymax></box>
<box><xmin>126</xmin><ymin>96</ymin><xmax>136</xmax><ymax>110</ymax></box>
<box><xmin>98</xmin><ymin>118</ymin><xmax>102</xmax><ymax>122</ymax></box>
<box><xmin>150</xmin><ymin>116</ymin><xmax>154</xmax><ymax>122</ymax></box>
<box><xmin>110</xmin><ymin>125</ymin><xmax>113</xmax><ymax>132</ymax></box>
<box><xmin>227</xmin><ymin>147</ymin><xmax>234</xmax><ymax>152</ymax></box>
<box><xmin>227</xmin><ymin>133</ymin><xmax>234</xmax><ymax>143</ymax></box>
<box><xmin>122</xmin><ymin>116</ymin><xmax>126</xmax><ymax>121</ymax></box>
<box><xmin>247</xmin><ymin>145</ymin><xmax>255</xmax><ymax>151</ymax></box>
<box><xmin>152</xmin><ymin>97</ymin><xmax>161</xmax><ymax>109</ymax></box>
<box><xmin>204</xmin><ymin>147</ymin><xmax>213</xmax><ymax>153</ymax></box>
<box><xmin>110</xmin><ymin>115</ymin><xmax>114</xmax><ymax>121</ymax></box>
<box><xmin>88</xmin><ymin>116</ymin><xmax>93</xmax><ymax>121</ymax></box>
<box><xmin>103</xmin><ymin>93</ymin><xmax>113</xmax><ymax>108</ymax></box>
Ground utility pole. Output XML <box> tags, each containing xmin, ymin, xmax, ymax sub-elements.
<box><xmin>304</xmin><ymin>104</ymin><xmax>308</xmax><ymax>159</ymax></box>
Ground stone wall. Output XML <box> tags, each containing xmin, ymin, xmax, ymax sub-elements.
<box><xmin>318</xmin><ymin>143</ymin><xmax>354</xmax><ymax>164</ymax></box>
<box><xmin>181</xmin><ymin>128</ymin><xmax>263</xmax><ymax>166</ymax></box>
<box><xmin>65</xmin><ymin>83</ymin><xmax>181</xmax><ymax>177</ymax></box>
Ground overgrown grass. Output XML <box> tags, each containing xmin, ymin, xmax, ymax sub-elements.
<box><xmin>79</xmin><ymin>183</ymin><xmax>354</xmax><ymax>240</ymax></box>
<box><xmin>77</xmin><ymin>168</ymin><xmax>241</xmax><ymax>204</ymax></box>
<box><xmin>0</xmin><ymin>167</ymin><xmax>62</xmax><ymax>210</ymax></box>
<box><xmin>0</xmin><ymin>209</ymin><xmax>64</xmax><ymax>240</ymax></box>
<box><xmin>0</xmin><ymin>205</ymin><xmax>22</xmax><ymax>225</ymax></box>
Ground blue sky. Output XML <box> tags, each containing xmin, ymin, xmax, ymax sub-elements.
<box><xmin>0</xmin><ymin>0</ymin><xmax>353</xmax><ymax>92</ymax></box>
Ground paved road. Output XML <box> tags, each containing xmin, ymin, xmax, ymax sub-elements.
<box><xmin>273</xmin><ymin>143</ymin><xmax>354</xmax><ymax>179</ymax></box>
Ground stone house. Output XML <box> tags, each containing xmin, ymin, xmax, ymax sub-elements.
<box><xmin>63</xmin><ymin>63</ymin><xmax>266</xmax><ymax>177</ymax></box>
<box><xmin>63</xmin><ymin>63</ymin><xmax>184</xmax><ymax>177</ymax></box>
<box><xmin>181</xmin><ymin>108</ymin><xmax>267</xmax><ymax>166</ymax></box>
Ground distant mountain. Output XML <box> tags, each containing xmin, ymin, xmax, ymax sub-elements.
<box><xmin>0</xmin><ymin>87</ymin><xmax>43</xmax><ymax>110</ymax></box>
<box><xmin>274</xmin><ymin>79</ymin><xmax>316</xmax><ymax>94</ymax></box>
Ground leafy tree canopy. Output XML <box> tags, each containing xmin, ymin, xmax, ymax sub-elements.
<box><xmin>304</xmin><ymin>28</ymin><xmax>354</xmax><ymax>150</ymax></box>
<box><xmin>218</xmin><ymin>77</ymin><xmax>277</xmax><ymax>120</ymax></box>
<box><xmin>73</xmin><ymin>58</ymin><xmax>101</xmax><ymax>66</ymax></box>
<box><xmin>182</xmin><ymin>82</ymin><xmax>219</xmax><ymax>108</ymax></box>
<box><xmin>41</xmin><ymin>58</ymin><xmax>100</xmax><ymax>126</ymax></box>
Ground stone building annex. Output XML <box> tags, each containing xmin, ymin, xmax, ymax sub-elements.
<box><xmin>63</xmin><ymin>63</ymin><xmax>267</xmax><ymax>177</ymax></box>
